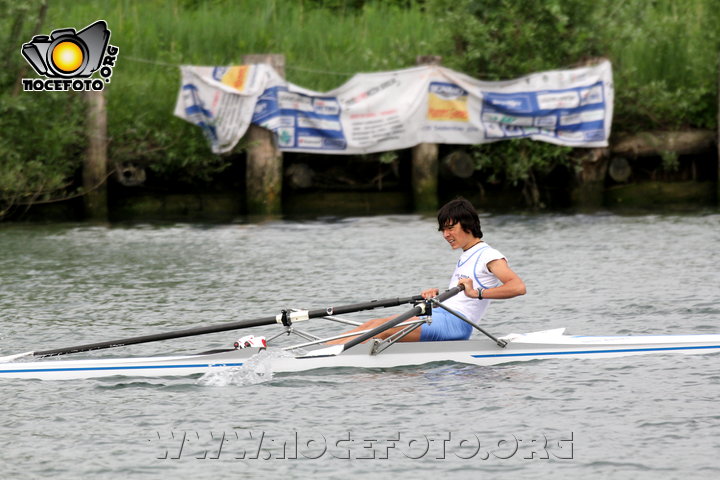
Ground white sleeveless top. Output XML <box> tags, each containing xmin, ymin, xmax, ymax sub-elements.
<box><xmin>441</xmin><ymin>241</ymin><xmax>505</xmax><ymax>322</ymax></box>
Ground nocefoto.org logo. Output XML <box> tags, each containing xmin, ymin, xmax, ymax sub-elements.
<box><xmin>20</xmin><ymin>20</ymin><xmax>119</xmax><ymax>92</ymax></box>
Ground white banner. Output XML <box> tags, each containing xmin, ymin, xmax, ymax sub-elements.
<box><xmin>174</xmin><ymin>61</ymin><xmax>613</xmax><ymax>154</ymax></box>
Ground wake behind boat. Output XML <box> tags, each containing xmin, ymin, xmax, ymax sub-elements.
<box><xmin>2</xmin><ymin>289</ymin><xmax>719</xmax><ymax>381</ymax></box>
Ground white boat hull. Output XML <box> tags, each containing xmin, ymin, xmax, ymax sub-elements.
<box><xmin>2</xmin><ymin>329</ymin><xmax>720</xmax><ymax>380</ymax></box>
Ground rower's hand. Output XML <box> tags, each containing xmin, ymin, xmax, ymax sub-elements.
<box><xmin>421</xmin><ymin>287</ymin><xmax>439</xmax><ymax>299</ymax></box>
<box><xmin>457</xmin><ymin>277</ymin><xmax>474</xmax><ymax>296</ymax></box>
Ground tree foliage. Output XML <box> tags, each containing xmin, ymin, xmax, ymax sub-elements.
<box><xmin>0</xmin><ymin>0</ymin><xmax>87</xmax><ymax>218</ymax></box>
<box><xmin>426</xmin><ymin>0</ymin><xmax>719</xmax><ymax>205</ymax></box>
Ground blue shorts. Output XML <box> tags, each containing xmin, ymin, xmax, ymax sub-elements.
<box><xmin>419</xmin><ymin>308</ymin><xmax>473</xmax><ymax>342</ymax></box>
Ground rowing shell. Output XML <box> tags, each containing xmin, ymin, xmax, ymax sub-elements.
<box><xmin>2</xmin><ymin>329</ymin><xmax>719</xmax><ymax>380</ymax></box>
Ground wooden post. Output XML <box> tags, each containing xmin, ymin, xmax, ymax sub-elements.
<box><xmin>570</xmin><ymin>148</ymin><xmax>608</xmax><ymax>209</ymax></box>
<box><xmin>569</xmin><ymin>58</ymin><xmax>612</xmax><ymax>210</ymax></box>
<box><xmin>83</xmin><ymin>90</ymin><xmax>108</xmax><ymax>221</ymax></box>
<box><xmin>243</xmin><ymin>54</ymin><xmax>285</xmax><ymax>215</ymax></box>
<box><xmin>411</xmin><ymin>55</ymin><xmax>442</xmax><ymax>212</ymax></box>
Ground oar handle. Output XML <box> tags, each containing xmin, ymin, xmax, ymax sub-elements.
<box><xmin>342</xmin><ymin>285</ymin><xmax>465</xmax><ymax>351</ymax></box>
<box><xmin>435</xmin><ymin>284</ymin><xmax>466</xmax><ymax>302</ymax></box>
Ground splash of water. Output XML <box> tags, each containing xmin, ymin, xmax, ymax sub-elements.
<box><xmin>196</xmin><ymin>349</ymin><xmax>292</xmax><ymax>387</ymax></box>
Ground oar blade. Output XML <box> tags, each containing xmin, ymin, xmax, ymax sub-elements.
<box><xmin>0</xmin><ymin>351</ymin><xmax>35</xmax><ymax>363</ymax></box>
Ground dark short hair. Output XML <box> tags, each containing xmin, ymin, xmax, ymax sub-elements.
<box><xmin>437</xmin><ymin>197</ymin><xmax>483</xmax><ymax>238</ymax></box>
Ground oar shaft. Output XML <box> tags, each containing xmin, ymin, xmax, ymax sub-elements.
<box><xmin>306</xmin><ymin>295</ymin><xmax>422</xmax><ymax>317</ymax></box>
<box><xmin>31</xmin><ymin>295</ymin><xmax>423</xmax><ymax>358</ymax></box>
<box><xmin>342</xmin><ymin>286</ymin><xmax>464</xmax><ymax>351</ymax></box>
<box><xmin>431</xmin><ymin>301</ymin><xmax>507</xmax><ymax>347</ymax></box>
<box><xmin>341</xmin><ymin>308</ymin><xmax>423</xmax><ymax>351</ymax></box>
<box><xmin>33</xmin><ymin>316</ymin><xmax>278</xmax><ymax>357</ymax></box>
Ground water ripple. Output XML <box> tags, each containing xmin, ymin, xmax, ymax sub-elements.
<box><xmin>1</xmin><ymin>214</ymin><xmax>719</xmax><ymax>478</ymax></box>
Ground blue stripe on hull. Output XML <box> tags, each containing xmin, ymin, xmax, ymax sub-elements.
<box><xmin>3</xmin><ymin>344</ymin><xmax>719</xmax><ymax>375</ymax></box>
<box><xmin>471</xmin><ymin>344</ymin><xmax>720</xmax><ymax>359</ymax></box>
<box><xmin>0</xmin><ymin>362</ymin><xmax>244</xmax><ymax>374</ymax></box>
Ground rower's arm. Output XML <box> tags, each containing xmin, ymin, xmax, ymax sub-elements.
<box><xmin>471</xmin><ymin>258</ymin><xmax>526</xmax><ymax>299</ymax></box>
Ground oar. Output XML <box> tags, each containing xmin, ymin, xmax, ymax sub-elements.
<box><xmin>0</xmin><ymin>295</ymin><xmax>422</xmax><ymax>362</ymax></box>
<box><xmin>305</xmin><ymin>285</ymin><xmax>465</xmax><ymax>357</ymax></box>
<box><xmin>431</xmin><ymin>300</ymin><xmax>507</xmax><ymax>347</ymax></box>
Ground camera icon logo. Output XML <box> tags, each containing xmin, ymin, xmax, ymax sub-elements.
<box><xmin>22</xmin><ymin>20</ymin><xmax>109</xmax><ymax>78</ymax></box>
<box><xmin>20</xmin><ymin>20</ymin><xmax>119</xmax><ymax>92</ymax></box>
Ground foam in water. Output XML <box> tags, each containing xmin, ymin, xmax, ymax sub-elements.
<box><xmin>196</xmin><ymin>349</ymin><xmax>292</xmax><ymax>387</ymax></box>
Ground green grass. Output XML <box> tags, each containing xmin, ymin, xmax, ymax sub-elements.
<box><xmin>26</xmin><ymin>0</ymin><xmax>720</xmax><ymax>145</ymax></box>
<box><xmin>599</xmin><ymin>0</ymin><xmax>720</xmax><ymax>129</ymax></box>
<box><xmin>35</xmin><ymin>0</ymin><xmax>449</xmax><ymax>177</ymax></box>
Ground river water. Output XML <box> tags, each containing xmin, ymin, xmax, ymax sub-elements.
<box><xmin>1</xmin><ymin>213</ymin><xmax>719</xmax><ymax>479</ymax></box>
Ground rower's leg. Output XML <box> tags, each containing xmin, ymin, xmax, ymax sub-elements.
<box><xmin>325</xmin><ymin>316</ymin><xmax>392</xmax><ymax>344</ymax></box>
<box><xmin>326</xmin><ymin>316</ymin><xmax>423</xmax><ymax>344</ymax></box>
<box><xmin>377</xmin><ymin>322</ymin><xmax>422</xmax><ymax>342</ymax></box>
